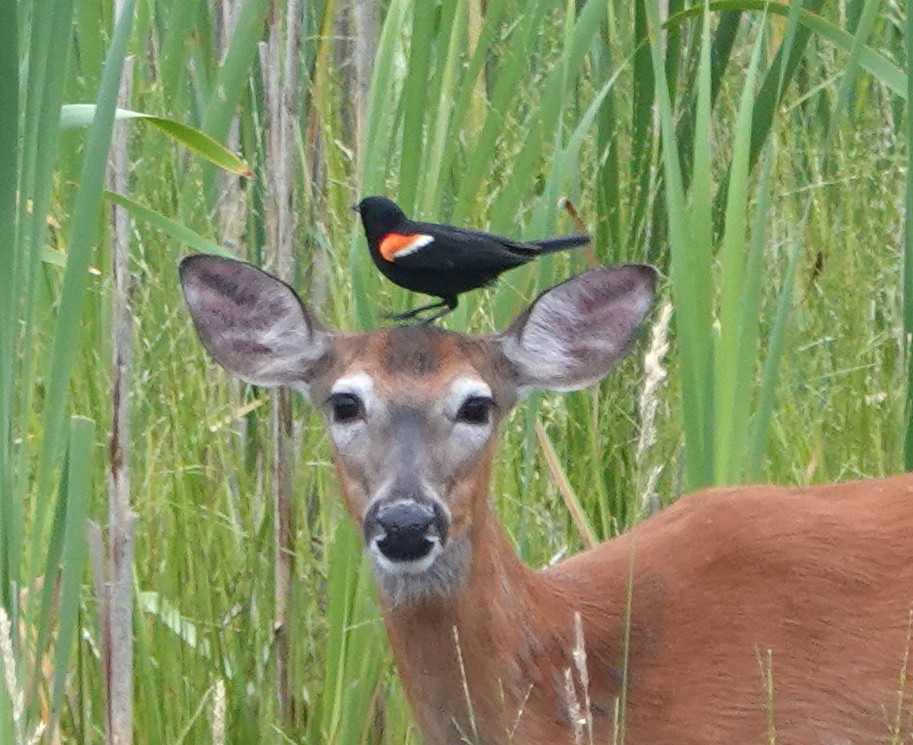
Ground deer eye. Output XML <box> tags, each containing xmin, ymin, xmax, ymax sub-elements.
<box><xmin>455</xmin><ymin>396</ymin><xmax>494</xmax><ymax>425</ymax></box>
<box><xmin>329</xmin><ymin>392</ymin><xmax>364</xmax><ymax>424</ymax></box>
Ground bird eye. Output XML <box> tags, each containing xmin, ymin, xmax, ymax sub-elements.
<box><xmin>329</xmin><ymin>392</ymin><xmax>364</xmax><ymax>424</ymax></box>
<box><xmin>455</xmin><ymin>396</ymin><xmax>494</xmax><ymax>425</ymax></box>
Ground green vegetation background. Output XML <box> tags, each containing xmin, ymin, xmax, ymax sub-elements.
<box><xmin>0</xmin><ymin>0</ymin><xmax>909</xmax><ymax>742</ymax></box>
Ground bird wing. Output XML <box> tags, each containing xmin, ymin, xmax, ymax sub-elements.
<box><xmin>436</xmin><ymin>224</ymin><xmax>590</xmax><ymax>255</ymax></box>
<box><xmin>383</xmin><ymin>221</ymin><xmax>532</xmax><ymax>270</ymax></box>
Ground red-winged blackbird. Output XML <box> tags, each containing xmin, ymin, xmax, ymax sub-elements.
<box><xmin>353</xmin><ymin>196</ymin><xmax>590</xmax><ymax>321</ymax></box>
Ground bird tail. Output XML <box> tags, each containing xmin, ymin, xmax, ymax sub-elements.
<box><xmin>530</xmin><ymin>234</ymin><xmax>590</xmax><ymax>255</ymax></box>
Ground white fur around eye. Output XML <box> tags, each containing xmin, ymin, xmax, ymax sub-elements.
<box><xmin>446</xmin><ymin>377</ymin><xmax>492</xmax><ymax>421</ymax></box>
<box><xmin>447</xmin><ymin>377</ymin><xmax>494</xmax><ymax>454</ymax></box>
<box><xmin>328</xmin><ymin>372</ymin><xmax>374</xmax><ymax>448</ymax></box>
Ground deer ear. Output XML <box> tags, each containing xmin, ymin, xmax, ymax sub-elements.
<box><xmin>499</xmin><ymin>264</ymin><xmax>658</xmax><ymax>393</ymax></box>
<box><xmin>179</xmin><ymin>254</ymin><xmax>330</xmax><ymax>389</ymax></box>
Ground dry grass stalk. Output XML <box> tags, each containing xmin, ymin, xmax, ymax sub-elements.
<box><xmin>0</xmin><ymin>607</ymin><xmax>43</xmax><ymax>743</ymax></box>
<box><xmin>560</xmin><ymin>612</ymin><xmax>595</xmax><ymax>745</ymax></box>
<box><xmin>636</xmin><ymin>301</ymin><xmax>672</xmax><ymax>515</ymax></box>
<box><xmin>16</xmin><ymin>578</ymin><xmax>61</xmax><ymax>745</ymax></box>
<box><xmin>572</xmin><ymin>612</ymin><xmax>593</xmax><ymax>744</ymax></box>
<box><xmin>755</xmin><ymin>647</ymin><xmax>777</xmax><ymax>744</ymax></box>
<box><xmin>261</xmin><ymin>0</ymin><xmax>303</xmax><ymax>721</ymax></box>
<box><xmin>563</xmin><ymin>666</ymin><xmax>584</xmax><ymax>744</ymax></box>
<box><xmin>506</xmin><ymin>684</ymin><xmax>534</xmax><ymax>743</ymax></box>
<box><xmin>889</xmin><ymin>608</ymin><xmax>913</xmax><ymax>744</ymax></box>
<box><xmin>211</xmin><ymin>679</ymin><xmax>226</xmax><ymax>745</ymax></box>
<box><xmin>0</xmin><ymin>605</ymin><xmax>23</xmax><ymax>726</ymax></box>
<box><xmin>351</xmin><ymin>0</ymin><xmax>377</xmax><ymax>179</ymax></box>
<box><xmin>452</xmin><ymin>625</ymin><xmax>479</xmax><ymax>744</ymax></box>
<box><xmin>534</xmin><ymin>421</ymin><xmax>597</xmax><ymax>549</ymax></box>
<box><xmin>25</xmin><ymin>721</ymin><xmax>46</xmax><ymax>745</ymax></box>
<box><xmin>105</xmin><ymin>52</ymin><xmax>137</xmax><ymax>745</ymax></box>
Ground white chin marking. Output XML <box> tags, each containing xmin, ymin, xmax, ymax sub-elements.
<box><xmin>369</xmin><ymin>538</ymin><xmax>442</xmax><ymax>575</ymax></box>
<box><xmin>369</xmin><ymin>534</ymin><xmax>471</xmax><ymax>606</ymax></box>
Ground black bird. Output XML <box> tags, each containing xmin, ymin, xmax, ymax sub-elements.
<box><xmin>353</xmin><ymin>196</ymin><xmax>589</xmax><ymax>321</ymax></box>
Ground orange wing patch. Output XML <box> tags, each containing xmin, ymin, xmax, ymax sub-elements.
<box><xmin>379</xmin><ymin>233</ymin><xmax>434</xmax><ymax>262</ymax></box>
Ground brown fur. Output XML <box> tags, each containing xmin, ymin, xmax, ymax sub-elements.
<box><xmin>380</xmin><ymin>474</ymin><xmax>913</xmax><ymax>745</ymax></box>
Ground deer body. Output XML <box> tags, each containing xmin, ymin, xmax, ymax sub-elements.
<box><xmin>181</xmin><ymin>254</ymin><xmax>913</xmax><ymax>744</ymax></box>
<box><xmin>383</xmin><ymin>476</ymin><xmax>913</xmax><ymax>745</ymax></box>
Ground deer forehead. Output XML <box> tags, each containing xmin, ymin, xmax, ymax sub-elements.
<box><xmin>324</xmin><ymin>326</ymin><xmax>511</xmax><ymax>407</ymax></box>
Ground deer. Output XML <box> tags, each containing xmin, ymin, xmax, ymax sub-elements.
<box><xmin>180</xmin><ymin>253</ymin><xmax>913</xmax><ymax>745</ymax></box>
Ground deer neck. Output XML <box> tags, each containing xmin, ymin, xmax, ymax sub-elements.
<box><xmin>379</xmin><ymin>490</ymin><xmax>618</xmax><ymax>745</ymax></box>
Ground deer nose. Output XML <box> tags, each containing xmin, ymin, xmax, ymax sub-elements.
<box><xmin>367</xmin><ymin>501</ymin><xmax>444</xmax><ymax>562</ymax></box>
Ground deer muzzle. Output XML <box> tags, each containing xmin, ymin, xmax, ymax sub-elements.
<box><xmin>364</xmin><ymin>497</ymin><xmax>450</xmax><ymax>565</ymax></box>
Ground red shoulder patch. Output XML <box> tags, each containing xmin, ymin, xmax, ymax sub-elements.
<box><xmin>379</xmin><ymin>233</ymin><xmax>434</xmax><ymax>262</ymax></box>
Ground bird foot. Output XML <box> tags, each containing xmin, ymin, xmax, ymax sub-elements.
<box><xmin>383</xmin><ymin>298</ymin><xmax>457</xmax><ymax>324</ymax></box>
<box><xmin>383</xmin><ymin>306</ymin><xmax>453</xmax><ymax>324</ymax></box>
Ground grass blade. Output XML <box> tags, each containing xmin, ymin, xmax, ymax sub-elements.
<box><xmin>61</xmin><ymin>105</ymin><xmax>253</xmax><ymax>176</ymax></box>
<box><xmin>49</xmin><ymin>417</ymin><xmax>95</xmax><ymax>735</ymax></box>
<box><xmin>906</xmin><ymin>0</ymin><xmax>913</xmax><ymax>469</ymax></box>
<box><xmin>646</xmin><ymin>0</ymin><xmax>714</xmax><ymax>489</ymax></box>
<box><xmin>0</xmin><ymin>0</ymin><xmax>19</xmax><ymax>610</ymax></box>
<box><xmin>105</xmin><ymin>191</ymin><xmax>231</xmax><ymax>255</ymax></box>
<box><xmin>396</xmin><ymin>0</ymin><xmax>435</xmax><ymax>214</ymax></box>
<box><xmin>714</xmin><ymin>15</ymin><xmax>766</xmax><ymax>482</ymax></box>
<box><xmin>33</xmin><ymin>0</ymin><xmax>136</xmax><ymax>547</ymax></box>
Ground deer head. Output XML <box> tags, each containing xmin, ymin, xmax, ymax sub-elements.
<box><xmin>180</xmin><ymin>255</ymin><xmax>656</xmax><ymax>606</ymax></box>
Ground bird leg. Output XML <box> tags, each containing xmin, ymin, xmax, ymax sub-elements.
<box><xmin>385</xmin><ymin>297</ymin><xmax>458</xmax><ymax>323</ymax></box>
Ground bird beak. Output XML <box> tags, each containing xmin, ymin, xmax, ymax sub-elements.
<box><xmin>351</xmin><ymin>203</ymin><xmax>360</xmax><ymax>213</ymax></box>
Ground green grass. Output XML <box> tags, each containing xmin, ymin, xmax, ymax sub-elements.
<box><xmin>0</xmin><ymin>1</ymin><xmax>910</xmax><ymax>742</ymax></box>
